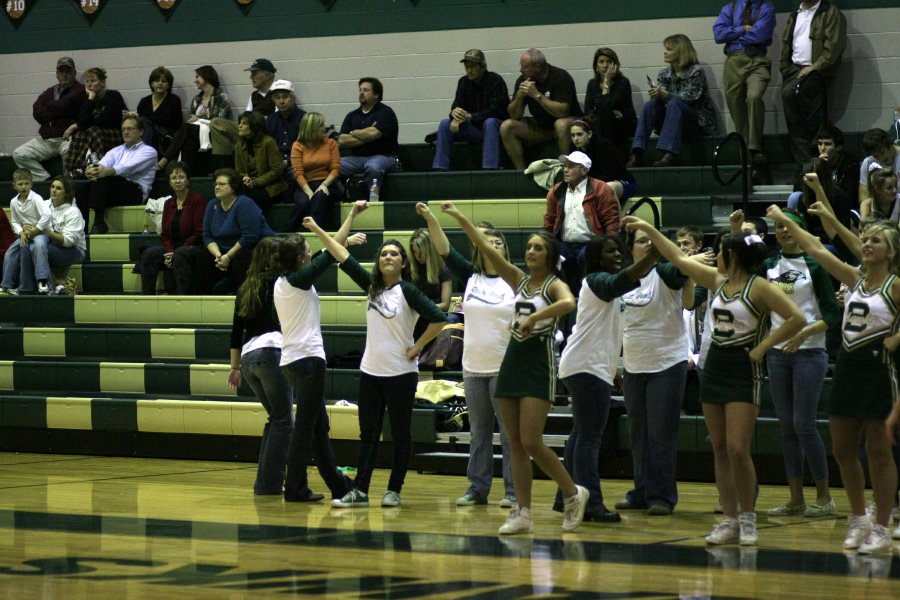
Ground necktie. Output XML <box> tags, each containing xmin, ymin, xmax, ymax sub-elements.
<box><xmin>742</xmin><ymin>1</ymin><xmax>753</xmax><ymax>26</ymax></box>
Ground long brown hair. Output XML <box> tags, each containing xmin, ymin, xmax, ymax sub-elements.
<box><xmin>236</xmin><ymin>237</ymin><xmax>281</xmax><ymax>318</ymax></box>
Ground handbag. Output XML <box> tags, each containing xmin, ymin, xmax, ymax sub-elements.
<box><xmin>418</xmin><ymin>322</ymin><xmax>464</xmax><ymax>371</ymax></box>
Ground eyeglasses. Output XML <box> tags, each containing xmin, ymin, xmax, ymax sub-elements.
<box><xmin>121</xmin><ymin>127</ymin><xmax>138</xmax><ymax>132</ymax></box>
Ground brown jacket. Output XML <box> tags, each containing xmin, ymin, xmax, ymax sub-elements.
<box><xmin>234</xmin><ymin>134</ymin><xmax>288</xmax><ymax>199</ymax></box>
<box><xmin>780</xmin><ymin>0</ymin><xmax>846</xmax><ymax>78</ymax></box>
<box><xmin>543</xmin><ymin>177</ymin><xmax>620</xmax><ymax>239</ymax></box>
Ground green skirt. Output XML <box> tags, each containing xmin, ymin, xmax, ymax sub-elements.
<box><xmin>700</xmin><ymin>344</ymin><xmax>763</xmax><ymax>405</ymax></box>
<box><xmin>829</xmin><ymin>341</ymin><xmax>895</xmax><ymax>419</ymax></box>
<box><xmin>495</xmin><ymin>334</ymin><xmax>555</xmax><ymax>401</ymax></box>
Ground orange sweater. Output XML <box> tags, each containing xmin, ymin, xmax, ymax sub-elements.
<box><xmin>290</xmin><ymin>137</ymin><xmax>340</xmax><ymax>189</ymax></box>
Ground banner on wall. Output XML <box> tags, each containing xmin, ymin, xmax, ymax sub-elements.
<box><xmin>155</xmin><ymin>0</ymin><xmax>181</xmax><ymax>20</ymax></box>
<box><xmin>235</xmin><ymin>0</ymin><xmax>255</xmax><ymax>15</ymax></box>
<box><xmin>5</xmin><ymin>0</ymin><xmax>35</xmax><ymax>29</ymax></box>
<box><xmin>74</xmin><ymin>0</ymin><xmax>105</xmax><ymax>23</ymax></box>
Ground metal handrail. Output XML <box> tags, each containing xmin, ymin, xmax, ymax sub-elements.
<box><xmin>712</xmin><ymin>132</ymin><xmax>750</xmax><ymax>214</ymax></box>
<box><xmin>624</xmin><ymin>196</ymin><xmax>661</xmax><ymax>230</ymax></box>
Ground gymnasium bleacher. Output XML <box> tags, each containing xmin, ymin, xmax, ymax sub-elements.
<box><xmin>0</xmin><ymin>132</ymin><xmax>854</xmax><ymax>482</ymax></box>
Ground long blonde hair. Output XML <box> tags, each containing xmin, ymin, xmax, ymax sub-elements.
<box><xmin>296</xmin><ymin>112</ymin><xmax>325</xmax><ymax>148</ymax></box>
<box><xmin>861</xmin><ymin>222</ymin><xmax>900</xmax><ymax>277</ymax></box>
<box><xmin>409</xmin><ymin>228</ymin><xmax>444</xmax><ymax>285</ymax></box>
<box><xmin>236</xmin><ymin>237</ymin><xmax>281</xmax><ymax>318</ymax></box>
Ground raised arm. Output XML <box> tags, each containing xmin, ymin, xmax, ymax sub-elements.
<box><xmin>415</xmin><ymin>202</ymin><xmax>450</xmax><ymax>256</ymax></box>
<box><xmin>766</xmin><ymin>204</ymin><xmax>859</xmax><ymax>287</ymax></box>
<box><xmin>620</xmin><ymin>215</ymin><xmax>721</xmax><ymax>290</ymax></box>
<box><xmin>802</xmin><ymin>173</ymin><xmax>838</xmax><ymax>240</ymax></box>
<box><xmin>807</xmin><ymin>201</ymin><xmax>862</xmax><ymax>260</ymax></box>
<box><xmin>303</xmin><ymin>217</ymin><xmax>349</xmax><ymax>263</ymax></box>
<box><xmin>441</xmin><ymin>201</ymin><xmax>524</xmax><ymax>289</ymax></box>
<box><xmin>333</xmin><ymin>200</ymin><xmax>368</xmax><ymax>247</ymax></box>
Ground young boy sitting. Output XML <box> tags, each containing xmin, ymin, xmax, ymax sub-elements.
<box><xmin>0</xmin><ymin>168</ymin><xmax>49</xmax><ymax>294</ymax></box>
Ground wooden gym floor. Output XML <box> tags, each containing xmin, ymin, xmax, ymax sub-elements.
<box><xmin>0</xmin><ymin>452</ymin><xmax>897</xmax><ymax>599</ymax></box>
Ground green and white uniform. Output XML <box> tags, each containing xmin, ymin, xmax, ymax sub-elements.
<box><xmin>700</xmin><ymin>275</ymin><xmax>768</xmax><ymax>405</ymax></box>
<box><xmin>495</xmin><ymin>274</ymin><xmax>559</xmax><ymax>401</ymax></box>
<box><xmin>830</xmin><ymin>275</ymin><xmax>900</xmax><ymax>419</ymax></box>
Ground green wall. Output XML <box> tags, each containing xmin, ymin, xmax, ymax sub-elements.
<box><xmin>1</xmin><ymin>0</ymin><xmax>894</xmax><ymax>54</ymax></box>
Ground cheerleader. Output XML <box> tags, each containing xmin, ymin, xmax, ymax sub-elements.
<box><xmin>441</xmin><ymin>202</ymin><xmax>587</xmax><ymax>535</ymax></box>
<box><xmin>621</xmin><ymin>215</ymin><xmax>804</xmax><ymax>546</ymax></box>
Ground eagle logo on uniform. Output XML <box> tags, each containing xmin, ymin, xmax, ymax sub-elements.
<box><xmin>367</xmin><ymin>299</ymin><xmax>398</xmax><ymax>319</ymax></box>
<box><xmin>770</xmin><ymin>270</ymin><xmax>806</xmax><ymax>295</ymax></box>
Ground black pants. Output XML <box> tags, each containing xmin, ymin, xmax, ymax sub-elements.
<box><xmin>140</xmin><ymin>244</ymin><xmax>206</xmax><ymax>295</ymax></box>
<box><xmin>354</xmin><ymin>371</ymin><xmax>418</xmax><ymax>494</ymax></box>
<box><xmin>282</xmin><ymin>179</ymin><xmax>345</xmax><ymax>232</ymax></box>
<box><xmin>90</xmin><ymin>176</ymin><xmax>143</xmax><ymax>210</ymax></box>
<box><xmin>207</xmin><ymin>244</ymin><xmax>253</xmax><ymax>294</ymax></box>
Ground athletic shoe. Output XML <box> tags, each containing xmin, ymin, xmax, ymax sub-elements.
<box><xmin>331</xmin><ymin>489</ymin><xmax>369</xmax><ymax>508</ymax></box>
<box><xmin>0</xmin><ymin>288</ymin><xmax>10</xmax><ymax>295</ymax></box>
<box><xmin>498</xmin><ymin>506</ymin><xmax>533</xmax><ymax>535</ymax></box>
<box><xmin>767</xmin><ymin>503</ymin><xmax>806</xmax><ymax>516</ymax></box>
<box><xmin>739</xmin><ymin>512</ymin><xmax>758</xmax><ymax>546</ymax></box>
<box><xmin>858</xmin><ymin>524</ymin><xmax>893</xmax><ymax>555</ymax></box>
<box><xmin>499</xmin><ymin>495</ymin><xmax>516</xmax><ymax>509</ymax></box>
<box><xmin>456</xmin><ymin>492</ymin><xmax>486</xmax><ymax>507</ymax></box>
<box><xmin>381</xmin><ymin>491</ymin><xmax>401</xmax><ymax>507</ymax></box>
<box><xmin>705</xmin><ymin>517</ymin><xmax>739</xmax><ymax>545</ymax></box>
<box><xmin>804</xmin><ymin>499</ymin><xmax>836</xmax><ymax>517</ymax></box>
<box><xmin>615</xmin><ymin>498</ymin><xmax>647</xmax><ymax>510</ymax></box>
<box><xmin>562</xmin><ymin>485</ymin><xmax>589</xmax><ymax>532</ymax></box>
<box><xmin>37</xmin><ymin>281</ymin><xmax>49</xmax><ymax>295</ymax></box>
<box><xmin>843</xmin><ymin>514</ymin><xmax>873</xmax><ymax>550</ymax></box>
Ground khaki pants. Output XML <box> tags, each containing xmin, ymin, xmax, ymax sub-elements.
<box><xmin>723</xmin><ymin>51</ymin><xmax>771</xmax><ymax>153</ymax></box>
<box><xmin>209</xmin><ymin>117</ymin><xmax>239</xmax><ymax>156</ymax></box>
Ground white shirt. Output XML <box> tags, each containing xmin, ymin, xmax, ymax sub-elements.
<box><xmin>791</xmin><ymin>1</ymin><xmax>821</xmax><ymax>66</ymax></box>
<box><xmin>37</xmin><ymin>202</ymin><xmax>86</xmax><ymax>253</ymax></box>
<box><xmin>561</xmin><ymin>179</ymin><xmax>593</xmax><ymax>244</ymax></box>
<box><xmin>622</xmin><ymin>266</ymin><xmax>688</xmax><ymax>373</ymax></box>
<box><xmin>460</xmin><ymin>272</ymin><xmax>515</xmax><ymax>374</ymax></box>
<box><xmin>8</xmin><ymin>190</ymin><xmax>48</xmax><ymax>234</ymax></box>
<box><xmin>274</xmin><ymin>274</ymin><xmax>326</xmax><ymax>365</ymax></box>
<box><xmin>241</xmin><ymin>331</ymin><xmax>283</xmax><ymax>357</ymax></box>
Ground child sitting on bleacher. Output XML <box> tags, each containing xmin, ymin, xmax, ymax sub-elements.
<box><xmin>1</xmin><ymin>169</ymin><xmax>49</xmax><ymax>295</ymax></box>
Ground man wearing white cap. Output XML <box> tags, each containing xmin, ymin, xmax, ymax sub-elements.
<box><xmin>543</xmin><ymin>150</ymin><xmax>620</xmax><ymax>287</ymax></box>
<box><xmin>265</xmin><ymin>79</ymin><xmax>306</xmax><ymax>181</ymax></box>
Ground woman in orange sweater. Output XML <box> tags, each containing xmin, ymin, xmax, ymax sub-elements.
<box><xmin>285</xmin><ymin>112</ymin><xmax>342</xmax><ymax>231</ymax></box>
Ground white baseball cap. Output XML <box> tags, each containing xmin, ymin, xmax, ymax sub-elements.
<box><xmin>269</xmin><ymin>79</ymin><xmax>294</xmax><ymax>93</ymax></box>
<box><xmin>559</xmin><ymin>150</ymin><xmax>592</xmax><ymax>170</ymax></box>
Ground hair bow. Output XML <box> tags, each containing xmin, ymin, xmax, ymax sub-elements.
<box><xmin>744</xmin><ymin>234</ymin><xmax>763</xmax><ymax>246</ymax></box>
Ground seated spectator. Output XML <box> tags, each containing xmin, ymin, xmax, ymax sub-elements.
<box><xmin>543</xmin><ymin>151</ymin><xmax>620</xmax><ymax>288</ymax></box>
<box><xmin>814</xmin><ymin>125</ymin><xmax>859</xmax><ymax>208</ymax></box>
<box><xmin>284</xmin><ymin>112</ymin><xmax>342</xmax><ymax>231</ymax></box>
<box><xmin>12</xmin><ymin>57</ymin><xmax>86</xmax><ymax>182</ymax></box>
<box><xmin>501</xmin><ymin>48</ymin><xmax>581</xmax><ymax>171</ymax></box>
<box><xmin>859</xmin><ymin>128</ymin><xmax>900</xmax><ymax>208</ymax></box>
<box><xmin>338</xmin><ymin>77</ymin><xmax>400</xmax><ymax>194</ymax></box>
<box><xmin>790</xmin><ymin>158</ymin><xmax>852</xmax><ymax>243</ymax></box>
<box><xmin>432</xmin><ymin>49</ymin><xmax>509</xmax><ymax>171</ymax></box>
<box><xmin>1</xmin><ymin>169</ymin><xmax>48</xmax><ymax>294</ymax></box>
<box><xmin>139</xmin><ymin>162</ymin><xmax>208</xmax><ymax>295</ymax></box>
<box><xmin>628</xmin><ymin>35</ymin><xmax>719</xmax><ymax>167</ymax></box>
<box><xmin>137</xmin><ymin>66</ymin><xmax>183</xmax><ymax>156</ymax></box>
<box><xmin>203</xmin><ymin>168</ymin><xmax>275</xmax><ymax>293</ymax></box>
<box><xmin>234</xmin><ymin>111</ymin><xmax>288</xmax><ymax>214</ymax></box>
<box><xmin>20</xmin><ymin>176</ymin><xmax>86</xmax><ymax>295</ymax></box>
<box><xmin>158</xmin><ymin>65</ymin><xmax>232</xmax><ymax>173</ymax></box>
<box><xmin>86</xmin><ymin>113</ymin><xmax>158</xmax><ymax>234</ymax></box>
<box><xmin>64</xmin><ymin>67</ymin><xmax>127</xmax><ymax>177</ymax></box>
<box><xmin>583</xmin><ymin>48</ymin><xmax>637</xmax><ymax>148</ymax></box>
<box><xmin>568</xmin><ymin>119</ymin><xmax>636</xmax><ymax>204</ymax></box>
<box><xmin>860</xmin><ymin>166</ymin><xmax>899</xmax><ymax>223</ymax></box>
<box><xmin>210</xmin><ymin>58</ymin><xmax>278</xmax><ymax>169</ymax></box>
<box><xmin>265</xmin><ymin>79</ymin><xmax>306</xmax><ymax>183</ymax></box>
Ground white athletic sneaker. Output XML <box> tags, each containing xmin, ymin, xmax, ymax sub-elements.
<box><xmin>738</xmin><ymin>512</ymin><xmax>758</xmax><ymax>546</ymax></box>
<box><xmin>562</xmin><ymin>485</ymin><xmax>589</xmax><ymax>532</ymax></box>
<box><xmin>843</xmin><ymin>514</ymin><xmax>873</xmax><ymax>550</ymax></box>
<box><xmin>331</xmin><ymin>489</ymin><xmax>369</xmax><ymax>508</ymax></box>
<box><xmin>381</xmin><ymin>491</ymin><xmax>401</xmax><ymax>507</ymax></box>
<box><xmin>858</xmin><ymin>524</ymin><xmax>893</xmax><ymax>555</ymax></box>
<box><xmin>498</xmin><ymin>506</ymin><xmax>533</xmax><ymax>535</ymax></box>
<box><xmin>705</xmin><ymin>517</ymin><xmax>739</xmax><ymax>545</ymax></box>
<box><xmin>499</xmin><ymin>494</ymin><xmax>516</xmax><ymax>509</ymax></box>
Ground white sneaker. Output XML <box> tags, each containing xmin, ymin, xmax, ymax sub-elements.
<box><xmin>843</xmin><ymin>514</ymin><xmax>873</xmax><ymax>550</ymax></box>
<box><xmin>498</xmin><ymin>506</ymin><xmax>533</xmax><ymax>535</ymax></box>
<box><xmin>331</xmin><ymin>489</ymin><xmax>369</xmax><ymax>508</ymax></box>
<box><xmin>37</xmin><ymin>281</ymin><xmax>49</xmax><ymax>295</ymax></box>
<box><xmin>562</xmin><ymin>485</ymin><xmax>589</xmax><ymax>532</ymax></box>
<box><xmin>705</xmin><ymin>517</ymin><xmax>739</xmax><ymax>545</ymax></box>
<box><xmin>381</xmin><ymin>491</ymin><xmax>401</xmax><ymax>507</ymax></box>
<box><xmin>739</xmin><ymin>512</ymin><xmax>758</xmax><ymax>546</ymax></box>
<box><xmin>499</xmin><ymin>494</ymin><xmax>516</xmax><ymax>509</ymax></box>
<box><xmin>858</xmin><ymin>524</ymin><xmax>893</xmax><ymax>555</ymax></box>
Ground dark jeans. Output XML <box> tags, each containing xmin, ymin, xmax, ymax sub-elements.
<box><xmin>90</xmin><ymin>175</ymin><xmax>143</xmax><ymax>222</ymax></box>
<box><xmin>282</xmin><ymin>357</ymin><xmax>350</xmax><ymax>499</ymax></box>
<box><xmin>623</xmin><ymin>361</ymin><xmax>687</xmax><ymax>509</ymax></box>
<box><xmin>555</xmin><ymin>373</ymin><xmax>613</xmax><ymax>511</ymax></box>
<box><xmin>354</xmin><ymin>371</ymin><xmax>418</xmax><ymax>494</ymax></box>
<box><xmin>243</xmin><ymin>186</ymin><xmax>282</xmax><ymax>215</ymax></box>
<box><xmin>140</xmin><ymin>244</ymin><xmax>206</xmax><ymax>295</ymax></box>
<box><xmin>283</xmin><ymin>179</ymin><xmax>344</xmax><ymax>232</ymax></box>
<box><xmin>241</xmin><ymin>347</ymin><xmax>293</xmax><ymax>494</ymax></box>
<box><xmin>208</xmin><ymin>245</ymin><xmax>253</xmax><ymax>294</ymax></box>
<box><xmin>559</xmin><ymin>240</ymin><xmax>587</xmax><ymax>291</ymax></box>
<box><xmin>632</xmin><ymin>98</ymin><xmax>704</xmax><ymax>156</ymax></box>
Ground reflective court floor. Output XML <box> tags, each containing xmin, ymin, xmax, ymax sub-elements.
<box><xmin>0</xmin><ymin>452</ymin><xmax>898</xmax><ymax>599</ymax></box>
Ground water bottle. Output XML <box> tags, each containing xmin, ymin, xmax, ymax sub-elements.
<box><xmin>893</xmin><ymin>107</ymin><xmax>900</xmax><ymax>144</ymax></box>
<box><xmin>87</xmin><ymin>149</ymin><xmax>100</xmax><ymax>166</ymax></box>
<box><xmin>368</xmin><ymin>178</ymin><xmax>380</xmax><ymax>203</ymax></box>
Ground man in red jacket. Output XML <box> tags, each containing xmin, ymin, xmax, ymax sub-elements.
<box><xmin>12</xmin><ymin>57</ymin><xmax>87</xmax><ymax>181</ymax></box>
<box><xmin>543</xmin><ymin>150</ymin><xmax>620</xmax><ymax>288</ymax></box>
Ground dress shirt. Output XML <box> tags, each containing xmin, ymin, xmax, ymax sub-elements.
<box><xmin>562</xmin><ymin>178</ymin><xmax>593</xmax><ymax>243</ymax></box>
<box><xmin>99</xmin><ymin>141</ymin><xmax>158</xmax><ymax>199</ymax></box>
<box><xmin>791</xmin><ymin>1</ymin><xmax>821</xmax><ymax>65</ymax></box>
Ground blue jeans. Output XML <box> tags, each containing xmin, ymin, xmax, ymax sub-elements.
<box><xmin>241</xmin><ymin>347</ymin><xmax>294</xmax><ymax>494</ymax></box>
<box><xmin>18</xmin><ymin>235</ymin><xmax>85</xmax><ymax>293</ymax></box>
<box><xmin>354</xmin><ymin>371</ymin><xmax>417</xmax><ymax>494</ymax></box>
<box><xmin>281</xmin><ymin>357</ymin><xmax>350</xmax><ymax>499</ymax></box>
<box><xmin>559</xmin><ymin>373</ymin><xmax>613</xmax><ymax>511</ymax></box>
<box><xmin>340</xmin><ymin>155</ymin><xmax>399</xmax><ymax>191</ymax></box>
<box><xmin>1</xmin><ymin>238</ymin><xmax>23</xmax><ymax>289</ymax></box>
<box><xmin>632</xmin><ymin>98</ymin><xmax>704</xmax><ymax>155</ymax></box>
<box><xmin>432</xmin><ymin>118</ymin><xmax>501</xmax><ymax>170</ymax></box>
<box><xmin>623</xmin><ymin>361</ymin><xmax>687</xmax><ymax>509</ymax></box>
<box><xmin>282</xmin><ymin>179</ymin><xmax>345</xmax><ymax>232</ymax></box>
<box><xmin>766</xmin><ymin>348</ymin><xmax>829</xmax><ymax>481</ymax></box>
<box><xmin>463</xmin><ymin>374</ymin><xmax>514</xmax><ymax>501</ymax></box>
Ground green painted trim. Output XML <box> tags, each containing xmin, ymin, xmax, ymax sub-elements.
<box><xmin>1</xmin><ymin>1</ymin><xmax>893</xmax><ymax>54</ymax></box>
